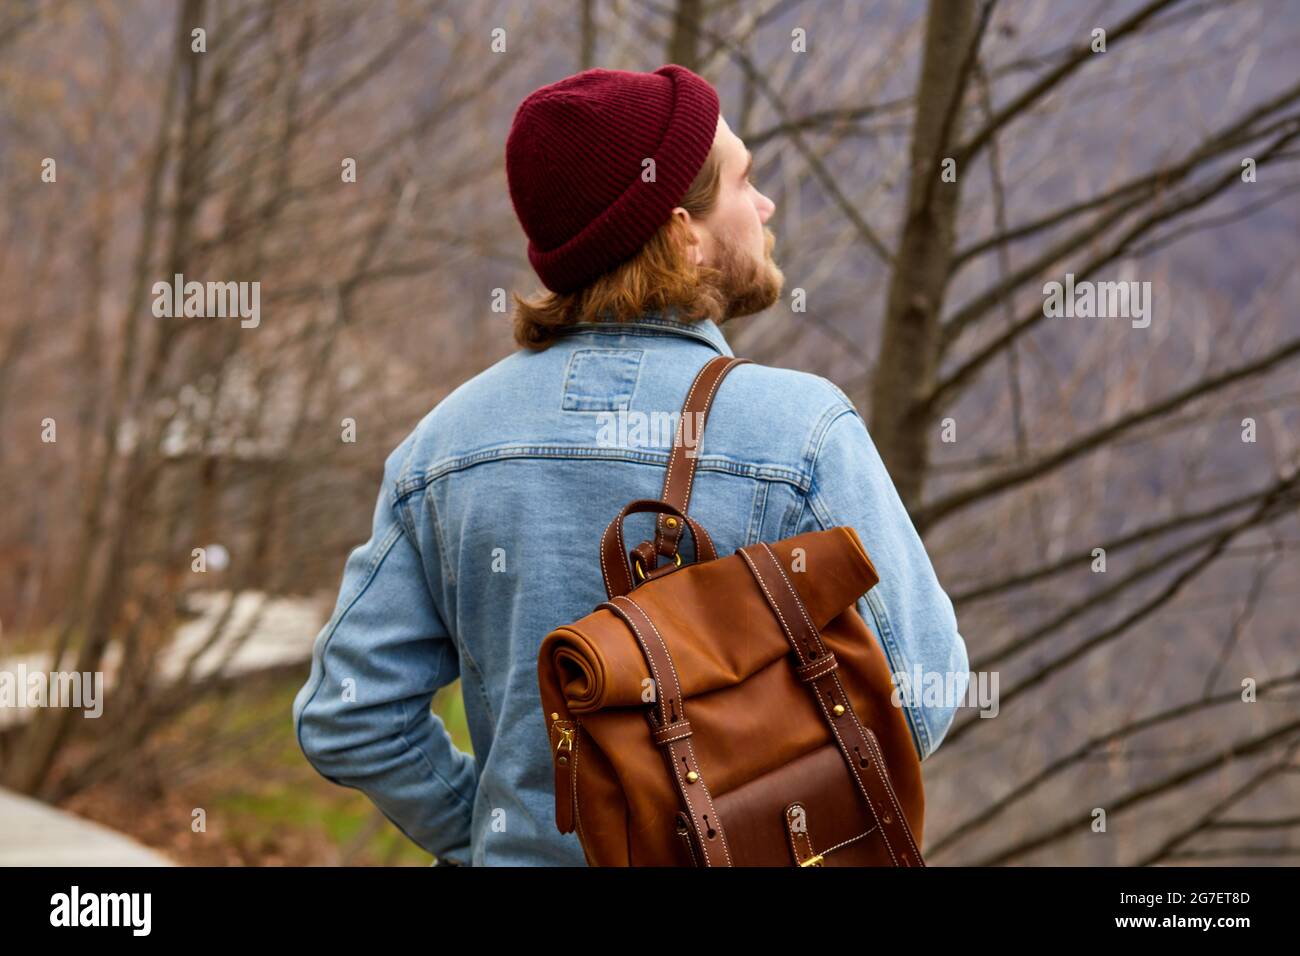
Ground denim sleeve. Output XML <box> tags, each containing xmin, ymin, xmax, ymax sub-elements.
<box><xmin>801</xmin><ymin>392</ymin><xmax>970</xmax><ymax>762</ymax></box>
<box><xmin>293</xmin><ymin>439</ymin><xmax>478</xmax><ymax>863</ymax></box>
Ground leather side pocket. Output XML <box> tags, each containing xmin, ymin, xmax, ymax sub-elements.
<box><xmin>712</xmin><ymin>742</ymin><xmax>896</xmax><ymax>866</ymax></box>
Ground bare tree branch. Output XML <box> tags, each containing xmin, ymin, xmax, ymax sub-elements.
<box><xmin>956</xmin><ymin>0</ymin><xmax>1190</xmax><ymax>164</ymax></box>
<box><xmin>950</xmin><ymin>107</ymin><xmax>1300</xmax><ymax>272</ymax></box>
<box><xmin>941</xmin><ymin>479</ymin><xmax>1296</xmax><ymax>750</ymax></box>
<box><xmin>929</xmin><ymin>670</ymin><xmax>1300</xmax><ymax>857</ymax></box>
<box><xmin>951</xmin><ymin>481</ymin><xmax>1285</xmax><ymax>605</ymax></box>
<box><xmin>974</xmin><ymin>717</ymin><xmax>1300</xmax><ymax>865</ymax></box>
<box><xmin>940</xmin><ymin>106</ymin><xmax>1300</xmax><ymax>356</ymax></box>
<box><xmin>636</xmin><ymin>0</ymin><xmax>894</xmax><ymax>262</ymax></box>
<box><xmin>1135</xmin><ymin>738</ymin><xmax>1300</xmax><ymax>866</ymax></box>
<box><xmin>917</xmin><ymin>339</ymin><xmax>1300</xmax><ymax>530</ymax></box>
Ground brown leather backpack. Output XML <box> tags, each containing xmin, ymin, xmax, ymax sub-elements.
<box><xmin>537</xmin><ymin>355</ymin><xmax>925</xmax><ymax>866</ymax></box>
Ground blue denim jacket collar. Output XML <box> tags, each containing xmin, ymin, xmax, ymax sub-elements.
<box><xmin>555</xmin><ymin>311</ymin><xmax>734</xmax><ymax>357</ymax></box>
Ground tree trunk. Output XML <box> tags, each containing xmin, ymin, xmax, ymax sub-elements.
<box><xmin>580</xmin><ymin>0</ymin><xmax>596</xmax><ymax>70</ymax></box>
<box><xmin>667</xmin><ymin>0</ymin><xmax>702</xmax><ymax>71</ymax></box>
<box><xmin>869</xmin><ymin>0</ymin><xmax>976</xmax><ymax>509</ymax></box>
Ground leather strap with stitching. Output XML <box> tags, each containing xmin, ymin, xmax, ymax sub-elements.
<box><xmin>785</xmin><ymin>803</ymin><xmax>819</xmax><ymax>865</ymax></box>
<box><xmin>643</xmin><ymin>356</ymin><xmax>753</xmax><ymax>569</ymax></box>
<box><xmin>599</xmin><ymin>594</ymin><xmax>734</xmax><ymax>867</ymax></box>
<box><xmin>737</xmin><ymin>541</ymin><xmax>925</xmax><ymax>867</ymax></box>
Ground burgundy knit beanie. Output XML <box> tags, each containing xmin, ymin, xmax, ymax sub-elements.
<box><xmin>506</xmin><ymin>64</ymin><xmax>721</xmax><ymax>295</ymax></box>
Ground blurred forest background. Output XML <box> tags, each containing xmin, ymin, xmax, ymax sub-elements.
<box><xmin>0</xmin><ymin>0</ymin><xmax>1297</xmax><ymax>865</ymax></box>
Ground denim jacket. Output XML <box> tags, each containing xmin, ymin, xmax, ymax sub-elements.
<box><xmin>292</xmin><ymin>313</ymin><xmax>969</xmax><ymax>866</ymax></box>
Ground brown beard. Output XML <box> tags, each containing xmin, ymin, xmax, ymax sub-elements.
<box><xmin>707</xmin><ymin>227</ymin><xmax>784</xmax><ymax>320</ymax></box>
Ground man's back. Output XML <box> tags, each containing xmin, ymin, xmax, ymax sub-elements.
<box><xmin>293</xmin><ymin>313</ymin><xmax>967</xmax><ymax>865</ymax></box>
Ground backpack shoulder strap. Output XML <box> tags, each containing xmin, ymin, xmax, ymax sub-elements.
<box><xmin>645</xmin><ymin>354</ymin><xmax>752</xmax><ymax>566</ymax></box>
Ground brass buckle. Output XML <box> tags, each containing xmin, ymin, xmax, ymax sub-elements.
<box><xmin>634</xmin><ymin>551</ymin><xmax>682</xmax><ymax>581</ymax></box>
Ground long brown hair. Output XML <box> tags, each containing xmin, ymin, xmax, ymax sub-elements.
<box><xmin>512</xmin><ymin>143</ymin><xmax>725</xmax><ymax>350</ymax></box>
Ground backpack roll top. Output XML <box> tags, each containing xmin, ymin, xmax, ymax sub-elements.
<box><xmin>546</xmin><ymin>526</ymin><xmax>879</xmax><ymax>711</ymax></box>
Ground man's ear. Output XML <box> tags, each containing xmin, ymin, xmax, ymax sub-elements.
<box><xmin>670</xmin><ymin>206</ymin><xmax>704</xmax><ymax>266</ymax></box>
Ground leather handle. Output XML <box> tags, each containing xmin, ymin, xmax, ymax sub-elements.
<box><xmin>600</xmin><ymin>499</ymin><xmax>718</xmax><ymax>600</ymax></box>
<box><xmin>649</xmin><ymin>356</ymin><xmax>752</xmax><ymax>564</ymax></box>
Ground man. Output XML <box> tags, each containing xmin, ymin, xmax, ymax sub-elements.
<box><xmin>293</xmin><ymin>64</ymin><xmax>968</xmax><ymax>866</ymax></box>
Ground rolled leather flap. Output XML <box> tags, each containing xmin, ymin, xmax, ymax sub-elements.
<box><xmin>542</xmin><ymin>526</ymin><xmax>879</xmax><ymax>714</ymax></box>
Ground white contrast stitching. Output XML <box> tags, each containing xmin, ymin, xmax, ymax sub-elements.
<box><xmin>737</xmin><ymin>548</ymin><xmax>807</xmax><ymax>664</ymax></box>
<box><xmin>573</xmin><ymin>719</ymin><xmax>588</xmax><ymax>852</ymax></box>
<box><xmin>599</xmin><ymin>517</ymin><xmax>615</xmax><ymax>597</ymax></box>
<box><xmin>798</xmin><ymin>656</ymin><xmax>838</xmax><ymax>680</ymax></box>
<box><xmin>689</xmin><ymin>517</ymin><xmax>716</xmax><ymax>560</ymax></box>
<box><xmin>759</xmin><ymin>542</ymin><xmax>921</xmax><ymax>864</ymax></box>
<box><xmin>661</xmin><ymin>358</ymin><xmax>740</xmax><ymax>554</ymax></box>
<box><xmin>658</xmin><ymin>360</ymin><xmax>711</xmax><ymax>548</ymax></box>
<box><xmin>681</xmin><ymin>359</ymin><xmax>736</xmax><ymax>515</ymax></box>
<box><xmin>743</xmin><ymin>545</ymin><xmax>899</xmax><ymax>865</ymax></box>
<box><xmin>851</xmin><ymin>718</ymin><xmax>922</xmax><ymax>862</ymax></box>
<box><xmin>820</xmin><ymin>824</ymin><xmax>878</xmax><ymax>857</ymax></box>
<box><xmin>665</xmin><ymin>369</ymin><xmax>707</xmax><ymax>535</ymax></box>
<box><xmin>607</xmin><ymin>597</ymin><xmax>711</xmax><ymax>865</ymax></box>
<box><xmin>786</xmin><ymin>803</ymin><xmax>810</xmax><ymax>863</ymax></box>
<box><xmin>681</xmin><ymin>819</ymin><xmax>700</xmax><ymax>867</ymax></box>
<box><xmin>619</xmin><ymin>595</ymin><xmax>734</xmax><ymax>868</ymax></box>
<box><xmin>656</xmin><ymin>728</ymin><xmax>693</xmax><ymax>743</ymax></box>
